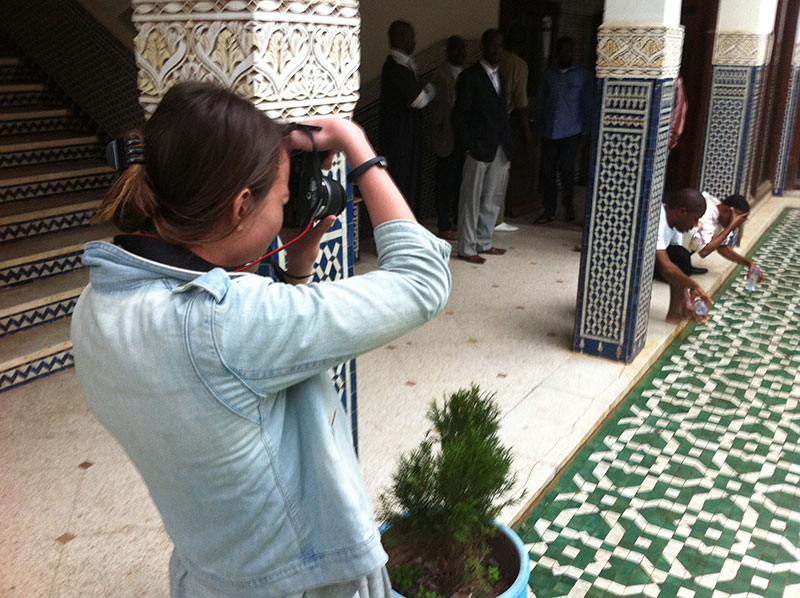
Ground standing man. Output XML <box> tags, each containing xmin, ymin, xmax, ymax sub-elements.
<box><xmin>452</xmin><ymin>29</ymin><xmax>512</xmax><ymax>264</ymax></box>
<box><xmin>430</xmin><ymin>35</ymin><xmax>467</xmax><ymax>241</ymax></box>
<box><xmin>654</xmin><ymin>189</ymin><xmax>711</xmax><ymax>322</ymax></box>
<box><xmin>379</xmin><ymin>20</ymin><xmax>435</xmax><ymax>213</ymax></box>
<box><xmin>535</xmin><ymin>36</ymin><xmax>593</xmax><ymax>224</ymax></box>
<box><xmin>495</xmin><ymin>24</ymin><xmax>530</xmax><ymax>233</ymax></box>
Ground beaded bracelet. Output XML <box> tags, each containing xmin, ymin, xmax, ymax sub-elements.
<box><xmin>283</xmin><ymin>272</ymin><xmax>313</xmax><ymax>280</ymax></box>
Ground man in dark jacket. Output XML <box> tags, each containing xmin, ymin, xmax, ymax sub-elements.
<box><xmin>534</xmin><ymin>36</ymin><xmax>593</xmax><ymax>224</ymax></box>
<box><xmin>452</xmin><ymin>29</ymin><xmax>512</xmax><ymax>263</ymax></box>
<box><xmin>379</xmin><ymin>20</ymin><xmax>435</xmax><ymax>213</ymax></box>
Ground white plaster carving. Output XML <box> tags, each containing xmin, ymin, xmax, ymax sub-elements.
<box><xmin>712</xmin><ymin>32</ymin><xmax>772</xmax><ymax>66</ymax></box>
<box><xmin>132</xmin><ymin>0</ymin><xmax>360</xmax><ymax>120</ymax></box>
<box><xmin>596</xmin><ymin>25</ymin><xmax>684</xmax><ymax>79</ymax></box>
<box><xmin>794</xmin><ymin>43</ymin><xmax>800</xmax><ymax>66</ymax></box>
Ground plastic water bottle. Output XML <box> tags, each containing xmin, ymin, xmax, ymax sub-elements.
<box><xmin>694</xmin><ymin>297</ymin><xmax>708</xmax><ymax>317</ymax></box>
<box><xmin>746</xmin><ymin>266</ymin><xmax>761</xmax><ymax>292</ymax></box>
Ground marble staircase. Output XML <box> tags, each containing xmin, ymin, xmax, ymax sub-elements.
<box><xmin>0</xmin><ymin>52</ymin><xmax>116</xmax><ymax>391</ymax></box>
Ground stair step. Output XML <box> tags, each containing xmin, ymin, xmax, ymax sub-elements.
<box><xmin>1</xmin><ymin>268</ymin><xmax>87</xmax><ymax>336</ymax></box>
<box><xmin>0</xmin><ymin>131</ymin><xmax>100</xmax><ymax>152</ymax></box>
<box><xmin>0</xmin><ymin>83</ymin><xmax>46</xmax><ymax>92</ymax></box>
<box><xmin>0</xmin><ymin>188</ymin><xmax>106</xmax><ymax>220</ymax></box>
<box><xmin>0</xmin><ymin>223</ymin><xmax>115</xmax><ymax>289</ymax></box>
<box><xmin>0</xmin><ymin>59</ymin><xmax>39</xmax><ymax>84</ymax></box>
<box><xmin>0</xmin><ymin>106</ymin><xmax>81</xmax><ymax>136</ymax></box>
<box><xmin>0</xmin><ymin>159</ymin><xmax>115</xmax><ymax>203</ymax></box>
<box><xmin>0</xmin><ymin>189</ymin><xmax>105</xmax><ymax>243</ymax></box>
<box><xmin>0</xmin><ymin>83</ymin><xmax>58</xmax><ymax>108</ymax></box>
<box><xmin>0</xmin><ymin>317</ymin><xmax>74</xmax><ymax>392</ymax></box>
<box><xmin>0</xmin><ymin>131</ymin><xmax>102</xmax><ymax>167</ymax></box>
<box><xmin>0</xmin><ymin>106</ymin><xmax>70</xmax><ymax>121</ymax></box>
<box><xmin>0</xmin><ymin>158</ymin><xmax>112</xmax><ymax>186</ymax></box>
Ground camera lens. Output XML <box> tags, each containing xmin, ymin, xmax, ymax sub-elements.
<box><xmin>316</xmin><ymin>177</ymin><xmax>346</xmax><ymax>220</ymax></box>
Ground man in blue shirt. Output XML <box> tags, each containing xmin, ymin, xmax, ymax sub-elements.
<box><xmin>535</xmin><ymin>36</ymin><xmax>593</xmax><ymax>224</ymax></box>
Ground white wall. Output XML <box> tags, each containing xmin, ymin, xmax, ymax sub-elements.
<box><xmin>358</xmin><ymin>0</ymin><xmax>499</xmax><ymax>83</ymax></box>
<box><xmin>602</xmin><ymin>0</ymin><xmax>681</xmax><ymax>26</ymax></box>
<box><xmin>716</xmin><ymin>0</ymin><xmax>778</xmax><ymax>34</ymax></box>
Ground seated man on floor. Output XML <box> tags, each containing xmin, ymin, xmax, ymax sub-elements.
<box><xmin>688</xmin><ymin>192</ymin><xmax>764</xmax><ymax>282</ymax></box>
<box><xmin>655</xmin><ymin>189</ymin><xmax>712</xmax><ymax>323</ymax></box>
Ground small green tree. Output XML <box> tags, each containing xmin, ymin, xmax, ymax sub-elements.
<box><xmin>381</xmin><ymin>385</ymin><xmax>517</xmax><ymax>596</ymax></box>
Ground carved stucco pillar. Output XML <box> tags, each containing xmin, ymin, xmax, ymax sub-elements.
<box><xmin>131</xmin><ymin>0</ymin><xmax>362</xmax><ymax>443</ymax></box>
<box><xmin>574</xmin><ymin>24</ymin><xmax>684</xmax><ymax>362</ymax></box>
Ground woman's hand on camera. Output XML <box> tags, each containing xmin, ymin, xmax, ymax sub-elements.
<box><xmin>287</xmin><ymin>118</ymin><xmax>415</xmax><ymax>227</ymax></box>
<box><xmin>288</xmin><ymin>119</ymin><xmax>372</xmax><ymax>169</ymax></box>
<box><xmin>280</xmin><ymin>215</ymin><xmax>337</xmax><ymax>285</ymax></box>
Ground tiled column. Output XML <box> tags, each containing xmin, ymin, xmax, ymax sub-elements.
<box><xmin>131</xmin><ymin>0</ymin><xmax>362</xmax><ymax>442</ymax></box>
<box><xmin>574</xmin><ymin>23</ymin><xmax>684</xmax><ymax>362</ymax></box>
<box><xmin>699</xmin><ymin>0</ymin><xmax>777</xmax><ymax>199</ymax></box>
<box><xmin>773</xmin><ymin>37</ymin><xmax>800</xmax><ymax>195</ymax></box>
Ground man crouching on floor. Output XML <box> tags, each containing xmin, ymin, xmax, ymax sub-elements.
<box><xmin>654</xmin><ymin>188</ymin><xmax>713</xmax><ymax>323</ymax></box>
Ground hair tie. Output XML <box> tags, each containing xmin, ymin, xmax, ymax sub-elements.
<box><xmin>105</xmin><ymin>138</ymin><xmax>145</xmax><ymax>171</ymax></box>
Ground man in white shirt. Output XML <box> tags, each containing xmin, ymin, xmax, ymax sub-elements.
<box><xmin>451</xmin><ymin>29</ymin><xmax>512</xmax><ymax>263</ymax></box>
<box><xmin>379</xmin><ymin>20</ymin><xmax>436</xmax><ymax>213</ymax></box>
<box><xmin>689</xmin><ymin>192</ymin><xmax>762</xmax><ymax>281</ymax></box>
<box><xmin>654</xmin><ymin>189</ymin><xmax>711</xmax><ymax>322</ymax></box>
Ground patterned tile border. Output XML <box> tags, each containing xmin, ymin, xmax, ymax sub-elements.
<box><xmin>0</xmin><ymin>173</ymin><xmax>116</xmax><ymax>203</ymax></box>
<box><xmin>0</xmin><ymin>143</ymin><xmax>103</xmax><ymax>168</ymax></box>
<box><xmin>0</xmin><ymin>347</ymin><xmax>74</xmax><ymax>392</ymax></box>
<box><xmin>0</xmin><ymin>296</ymin><xmax>78</xmax><ymax>337</ymax></box>
<box><xmin>0</xmin><ymin>250</ymin><xmax>84</xmax><ymax>289</ymax></box>
<box><xmin>523</xmin><ymin>209</ymin><xmax>800</xmax><ymax>597</ymax></box>
<box><xmin>0</xmin><ymin>210</ymin><xmax>95</xmax><ymax>243</ymax></box>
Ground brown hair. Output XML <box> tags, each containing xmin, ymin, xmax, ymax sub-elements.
<box><xmin>94</xmin><ymin>81</ymin><xmax>285</xmax><ymax>245</ymax></box>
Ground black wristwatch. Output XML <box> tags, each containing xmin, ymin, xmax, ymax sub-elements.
<box><xmin>346</xmin><ymin>156</ymin><xmax>388</xmax><ymax>184</ymax></box>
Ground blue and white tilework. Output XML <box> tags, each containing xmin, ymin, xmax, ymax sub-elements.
<box><xmin>699</xmin><ymin>66</ymin><xmax>760</xmax><ymax>199</ymax></box>
<box><xmin>575</xmin><ymin>78</ymin><xmax>674</xmax><ymax>362</ymax></box>
<box><xmin>773</xmin><ymin>64</ymin><xmax>800</xmax><ymax>195</ymax></box>
<box><xmin>0</xmin><ymin>348</ymin><xmax>74</xmax><ymax>392</ymax></box>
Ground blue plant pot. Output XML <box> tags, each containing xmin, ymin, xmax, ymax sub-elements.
<box><xmin>381</xmin><ymin>520</ymin><xmax>530</xmax><ymax>598</ymax></box>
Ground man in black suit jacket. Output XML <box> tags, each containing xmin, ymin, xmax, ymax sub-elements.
<box><xmin>379</xmin><ymin>20</ymin><xmax>435</xmax><ymax>213</ymax></box>
<box><xmin>451</xmin><ymin>29</ymin><xmax>513</xmax><ymax>263</ymax></box>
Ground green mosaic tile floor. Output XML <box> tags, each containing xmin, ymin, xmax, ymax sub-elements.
<box><xmin>521</xmin><ymin>209</ymin><xmax>800</xmax><ymax>598</ymax></box>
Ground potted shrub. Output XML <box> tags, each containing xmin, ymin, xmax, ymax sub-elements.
<box><xmin>379</xmin><ymin>385</ymin><xmax>529</xmax><ymax>597</ymax></box>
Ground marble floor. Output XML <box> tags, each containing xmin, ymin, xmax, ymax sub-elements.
<box><xmin>1</xmin><ymin>193</ymin><xmax>797</xmax><ymax>597</ymax></box>
<box><xmin>522</xmin><ymin>208</ymin><xmax>800</xmax><ymax>597</ymax></box>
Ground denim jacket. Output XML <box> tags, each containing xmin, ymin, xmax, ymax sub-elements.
<box><xmin>71</xmin><ymin>220</ymin><xmax>451</xmax><ymax>596</ymax></box>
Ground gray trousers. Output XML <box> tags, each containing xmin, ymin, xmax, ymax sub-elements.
<box><xmin>457</xmin><ymin>147</ymin><xmax>510</xmax><ymax>257</ymax></box>
<box><xmin>169</xmin><ymin>550</ymin><xmax>393</xmax><ymax>598</ymax></box>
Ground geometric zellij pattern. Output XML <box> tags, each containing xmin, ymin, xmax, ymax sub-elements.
<box><xmin>575</xmin><ymin>77</ymin><xmax>674</xmax><ymax>362</ymax></box>
<box><xmin>523</xmin><ymin>208</ymin><xmax>800</xmax><ymax>597</ymax></box>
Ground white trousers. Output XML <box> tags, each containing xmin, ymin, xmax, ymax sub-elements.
<box><xmin>456</xmin><ymin>147</ymin><xmax>510</xmax><ymax>257</ymax></box>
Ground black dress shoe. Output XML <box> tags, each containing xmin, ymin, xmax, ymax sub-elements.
<box><xmin>690</xmin><ymin>266</ymin><xmax>708</xmax><ymax>275</ymax></box>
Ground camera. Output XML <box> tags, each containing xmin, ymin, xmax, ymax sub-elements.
<box><xmin>283</xmin><ymin>149</ymin><xmax>346</xmax><ymax>229</ymax></box>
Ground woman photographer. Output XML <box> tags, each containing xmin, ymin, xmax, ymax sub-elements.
<box><xmin>71</xmin><ymin>81</ymin><xmax>451</xmax><ymax>597</ymax></box>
